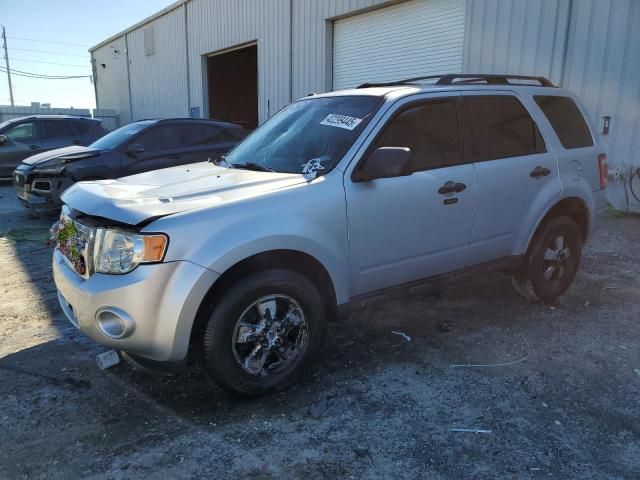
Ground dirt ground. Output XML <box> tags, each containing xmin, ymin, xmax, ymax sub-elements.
<box><xmin>1</xmin><ymin>181</ymin><xmax>639</xmax><ymax>480</ymax></box>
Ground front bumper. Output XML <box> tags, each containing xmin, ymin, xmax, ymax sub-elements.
<box><xmin>53</xmin><ymin>249</ymin><xmax>219</xmax><ymax>362</ymax></box>
<box><xmin>13</xmin><ymin>169</ymin><xmax>66</xmax><ymax>212</ymax></box>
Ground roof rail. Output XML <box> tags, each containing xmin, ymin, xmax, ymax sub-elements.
<box><xmin>357</xmin><ymin>73</ymin><xmax>556</xmax><ymax>89</ymax></box>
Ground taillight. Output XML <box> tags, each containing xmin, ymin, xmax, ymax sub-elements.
<box><xmin>598</xmin><ymin>153</ymin><xmax>608</xmax><ymax>189</ymax></box>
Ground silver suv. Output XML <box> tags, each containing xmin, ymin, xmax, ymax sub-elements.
<box><xmin>52</xmin><ymin>74</ymin><xmax>608</xmax><ymax>396</ymax></box>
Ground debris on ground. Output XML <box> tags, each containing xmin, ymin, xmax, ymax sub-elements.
<box><xmin>450</xmin><ymin>428</ymin><xmax>492</xmax><ymax>434</ymax></box>
<box><xmin>308</xmin><ymin>395</ymin><xmax>355</xmax><ymax>419</ymax></box>
<box><xmin>96</xmin><ymin>350</ymin><xmax>120</xmax><ymax>370</ymax></box>
<box><xmin>391</xmin><ymin>330</ymin><xmax>411</xmax><ymax>342</ymax></box>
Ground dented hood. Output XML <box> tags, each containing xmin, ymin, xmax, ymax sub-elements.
<box><xmin>22</xmin><ymin>145</ymin><xmax>101</xmax><ymax>166</ymax></box>
<box><xmin>61</xmin><ymin>161</ymin><xmax>307</xmax><ymax>225</ymax></box>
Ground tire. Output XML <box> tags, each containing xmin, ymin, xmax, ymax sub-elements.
<box><xmin>514</xmin><ymin>216</ymin><xmax>583</xmax><ymax>303</ymax></box>
<box><xmin>200</xmin><ymin>269</ymin><xmax>326</xmax><ymax>397</ymax></box>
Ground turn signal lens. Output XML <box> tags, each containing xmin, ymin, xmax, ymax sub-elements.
<box><xmin>143</xmin><ymin>235</ymin><xmax>168</xmax><ymax>262</ymax></box>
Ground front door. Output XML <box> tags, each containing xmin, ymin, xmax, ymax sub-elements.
<box><xmin>121</xmin><ymin>124</ymin><xmax>184</xmax><ymax>176</ymax></box>
<box><xmin>344</xmin><ymin>93</ymin><xmax>475</xmax><ymax>296</ymax></box>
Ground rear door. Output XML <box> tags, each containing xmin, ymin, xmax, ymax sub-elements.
<box><xmin>345</xmin><ymin>92</ymin><xmax>476</xmax><ymax>296</ymax></box>
<box><xmin>41</xmin><ymin>119</ymin><xmax>80</xmax><ymax>150</ymax></box>
<box><xmin>121</xmin><ymin>124</ymin><xmax>183</xmax><ymax>176</ymax></box>
<box><xmin>463</xmin><ymin>91</ymin><xmax>562</xmax><ymax>264</ymax></box>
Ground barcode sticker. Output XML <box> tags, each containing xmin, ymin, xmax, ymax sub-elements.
<box><xmin>320</xmin><ymin>114</ymin><xmax>363</xmax><ymax>130</ymax></box>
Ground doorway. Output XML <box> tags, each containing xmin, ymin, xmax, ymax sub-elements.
<box><xmin>206</xmin><ymin>43</ymin><xmax>258</xmax><ymax>129</ymax></box>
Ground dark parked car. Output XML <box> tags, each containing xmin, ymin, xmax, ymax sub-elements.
<box><xmin>13</xmin><ymin>118</ymin><xmax>247</xmax><ymax>213</ymax></box>
<box><xmin>0</xmin><ymin>115</ymin><xmax>108</xmax><ymax>178</ymax></box>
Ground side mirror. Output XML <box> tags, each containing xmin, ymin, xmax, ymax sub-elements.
<box><xmin>353</xmin><ymin>147</ymin><xmax>412</xmax><ymax>182</ymax></box>
<box><xmin>125</xmin><ymin>143</ymin><xmax>144</xmax><ymax>155</ymax></box>
<box><xmin>0</xmin><ymin>135</ymin><xmax>7</xmax><ymax>145</ymax></box>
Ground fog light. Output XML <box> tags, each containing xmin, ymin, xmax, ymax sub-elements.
<box><xmin>95</xmin><ymin>307</ymin><xmax>135</xmax><ymax>339</ymax></box>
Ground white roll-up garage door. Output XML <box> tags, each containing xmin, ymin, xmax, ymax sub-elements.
<box><xmin>333</xmin><ymin>0</ymin><xmax>467</xmax><ymax>90</ymax></box>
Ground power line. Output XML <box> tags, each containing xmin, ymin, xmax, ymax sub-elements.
<box><xmin>3</xmin><ymin>66</ymin><xmax>90</xmax><ymax>77</ymax></box>
<box><xmin>9</xmin><ymin>47</ymin><xmax>88</xmax><ymax>58</ymax></box>
<box><xmin>10</xmin><ymin>57</ymin><xmax>90</xmax><ymax>68</ymax></box>
<box><xmin>7</xmin><ymin>36</ymin><xmax>89</xmax><ymax>47</ymax></box>
<box><xmin>0</xmin><ymin>67</ymin><xmax>91</xmax><ymax>79</ymax></box>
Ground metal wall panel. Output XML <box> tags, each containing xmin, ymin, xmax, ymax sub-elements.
<box><xmin>562</xmin><ymin>0</ymin><xmax>640</xmax><ymax>210</ymax></box>
<box><xmin>463</xmin><ymin>0</ymin><xmax>571</xmax><ymax>85</ymax></box>
<box><xmin>127</xmin><ymin>5</ymin><xmax>189</xmax><ymax>121</ymax></box>
<box><xmin>291</xmin><ymin>0</ymin><xmax>391</xmax><ymax>99</ymax></box>
<box><xmin>92</xmin><ymin>36</ymin><xmax>132</xmax><ymax>124</ymax></box>
<box><xmin>332</xmin><ymin>0</ymin><xmax>466</xmax><ymax>90</ymax></box>
<box><xmin>186</xmin><ymin>0</ymin><xmax>291</xmax><ymax>123</ymax></box>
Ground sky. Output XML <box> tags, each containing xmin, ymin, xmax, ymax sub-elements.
<box><xmin>0</xmin><ymin>0</ymin><xmax>176</xmax><ymax>109</ymax></box>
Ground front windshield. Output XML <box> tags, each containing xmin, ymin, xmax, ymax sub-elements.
<box><xmin>89</xmin><ymin>122</ymin><xmax>153</xmax><ymax>150</ymax></box>
<box><xmin>224</xmin><ymin>95</ymin><xmax>382</xmax><ymax>175</ymax></box>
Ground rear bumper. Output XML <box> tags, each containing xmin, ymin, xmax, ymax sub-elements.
<box><xmin>53</xmin><ymin>249</ymin><xmax>219</xmax><ymax>362</ymax></box>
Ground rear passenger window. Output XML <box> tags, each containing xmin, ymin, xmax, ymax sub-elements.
<box><xmin>534</xmin><ymin>96</ymin><xmax>594</xmax><ymax>149</ymax></box>
<box><xmin>373</xmin><ymin>98</ymin><xmax>462</xmax><ymax>171</ymax></box>
<box><xmin>44</xmin><ymin>121</ymin><xmax>75</xmax><ymax>138</ymax></box>
<box><xmin>466</xmin><ymin>95</ymin><xmax>546</xmax><ymax>160</ymax></box>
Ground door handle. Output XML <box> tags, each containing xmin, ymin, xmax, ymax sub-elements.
<box><xmin>29</xmin><ymin>144</ymin><xmax>40</xmax><ymax>150</ymax></box>
<box><xmin>438</xmin><ymin>181</ymin><xmax>466</xmax><ymax>195</ymax></box>
<box><xmin>530</xmin><ymin>166</ymin><xmax>551</xmax><ymax>178</ymax></box>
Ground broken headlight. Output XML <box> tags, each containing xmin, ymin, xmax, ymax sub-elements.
<box><xmin>94</xmin><ymin>228</ymin><xmax>168</xmax><ymax>274</ymax></box>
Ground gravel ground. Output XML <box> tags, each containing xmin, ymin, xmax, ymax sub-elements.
<box><xmin>1</xmin><ymin>182</ymin><xmax>639</xmax><ymax>479</ymax></box>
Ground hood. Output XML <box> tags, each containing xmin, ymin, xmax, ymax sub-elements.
<box><xmin>22</xmin><ymin>145</ymin><xmax>101</xmax><ymax>166</ymax></box>
<box><xmin>62</xmin><ymin>161</ymin><xmax>307</xmax><ymax>225</ymax></box>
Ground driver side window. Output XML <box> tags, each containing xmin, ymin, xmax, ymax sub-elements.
<box><xmin>5</xmin><ymin>121</ymin><xmax>37</xmax><ymax>142</ymax></box>
<box><xmin>373</xmin><ymin>98</ymin><xmax>462</xmax><ymax>172</ymax></box>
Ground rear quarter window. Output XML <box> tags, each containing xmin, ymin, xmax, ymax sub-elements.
<box><xmin>534</xmin><ymin>96</ymin><xmax>594</xmax><ymax>149</ymax></box>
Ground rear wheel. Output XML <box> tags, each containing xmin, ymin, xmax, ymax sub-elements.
<box><xmin>513</xmin><ymin>216</ymin><xmax>583</xmax><ymax>303</ymax></box>
<box><xmin>199</xmin><ymin>269</ymin><xmax>326</xmax><ymax>397</ymax></box>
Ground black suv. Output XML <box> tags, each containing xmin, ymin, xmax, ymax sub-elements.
<box><xmin>0</xmin><ymin>115</ymin><xmax>108</xmax><ymax>177</ymax></box>
<box><xmin>13</xmin><ymin>118</ymin><xmax>247</xmax><ymax>213</ymax></box>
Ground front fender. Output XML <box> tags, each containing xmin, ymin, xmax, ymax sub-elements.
<box><xmin>150</xmin><ymin>178</ymin><xmax>351</xmax><ymax>303</ymax></box>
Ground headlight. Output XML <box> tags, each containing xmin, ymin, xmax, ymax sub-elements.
<box><xmin>33</xmin><ymin>159</ymin><xmax>66</xmax><ymax>174</ymax></box>
<box><xmin>94</xmin><ymin>228</ymin><xmax>168</xmax><ymax>274</ymax></box>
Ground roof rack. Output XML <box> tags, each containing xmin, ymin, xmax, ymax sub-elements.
<box><xmin>357</xmin><ymin>73</ymin><xmax>556</xmax><ymax>89</ymax></box>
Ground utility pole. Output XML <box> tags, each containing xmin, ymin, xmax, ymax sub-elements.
<box><xmin>2</xmin><ymin>25</ymin><xmax>14</xmax><ymax>107</ymax></box>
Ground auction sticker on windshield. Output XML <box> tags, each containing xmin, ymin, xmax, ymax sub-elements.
<box><xmin>320</xmin><ymin>114</ymin><xmax>363</xmax><ymax>130</ymax></box>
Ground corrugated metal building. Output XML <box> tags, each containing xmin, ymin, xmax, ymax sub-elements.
<box><xmin>90</xmin><ymin>0</ymin><xmax>640</xmax><ymax>210</ymax></box>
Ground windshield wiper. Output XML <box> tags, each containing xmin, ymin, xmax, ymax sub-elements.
<box><xmin>232</xmin><ymin>162</ymin><xmax>275</xmax><ymax>173</ymax></box>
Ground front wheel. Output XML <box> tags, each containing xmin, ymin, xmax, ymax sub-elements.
<box><xmin>513</xmin><ymin>216</ymin><xmax>583</xmax><ymax>303</ymax></box>
<box><xmin>200</xmin><ymin>269</ymin><xmax>326</xmax><ymax>397</ymax></box>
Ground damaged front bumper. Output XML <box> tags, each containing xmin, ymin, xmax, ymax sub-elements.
<box><xmin>52</xmin><ymin>248</ymin><xmax>219</xmax><ymax>363</ymax></box>
<box><xmin>13</xmin><ymin>166</ymin><xmax>69</xmax><ymax>213</ymax></box>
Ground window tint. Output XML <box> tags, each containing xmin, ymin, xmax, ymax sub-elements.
<box><xmin>134</xmin><ymin>125</ymin><xmax>181</xmax><ymax>151</ymax></box>
<box><xmin>72</xmin><ymin>121</ymin><xmax>91</xmax><ymax>135</ymax></box>
<box><xmin>180</xmin><ymin>124</ymin><xmax>224</xmax><ymax>146</ymax></box>
<box><xmin>466</xmin><ymin>95</ymin><xmax>546</xmax><ymax>160</ymax></box>
<box><xmin>534</xmin><ymin>96</ymin><xmax>593</xmax><ymax>149</ymax></box>
<box><xmin>5</xmin><ymin>122</ymin><xmax>36</xmax><ymax>141</ymax></box>
<box><xmin>44</xmin><ymin>120</ymin><xmax>75</xmax><ymax>138</ymax></box>
<box><xmin>373</xmin><ymin>98</ymin><xmax>462</xmax><ymax>171</ymax></box>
